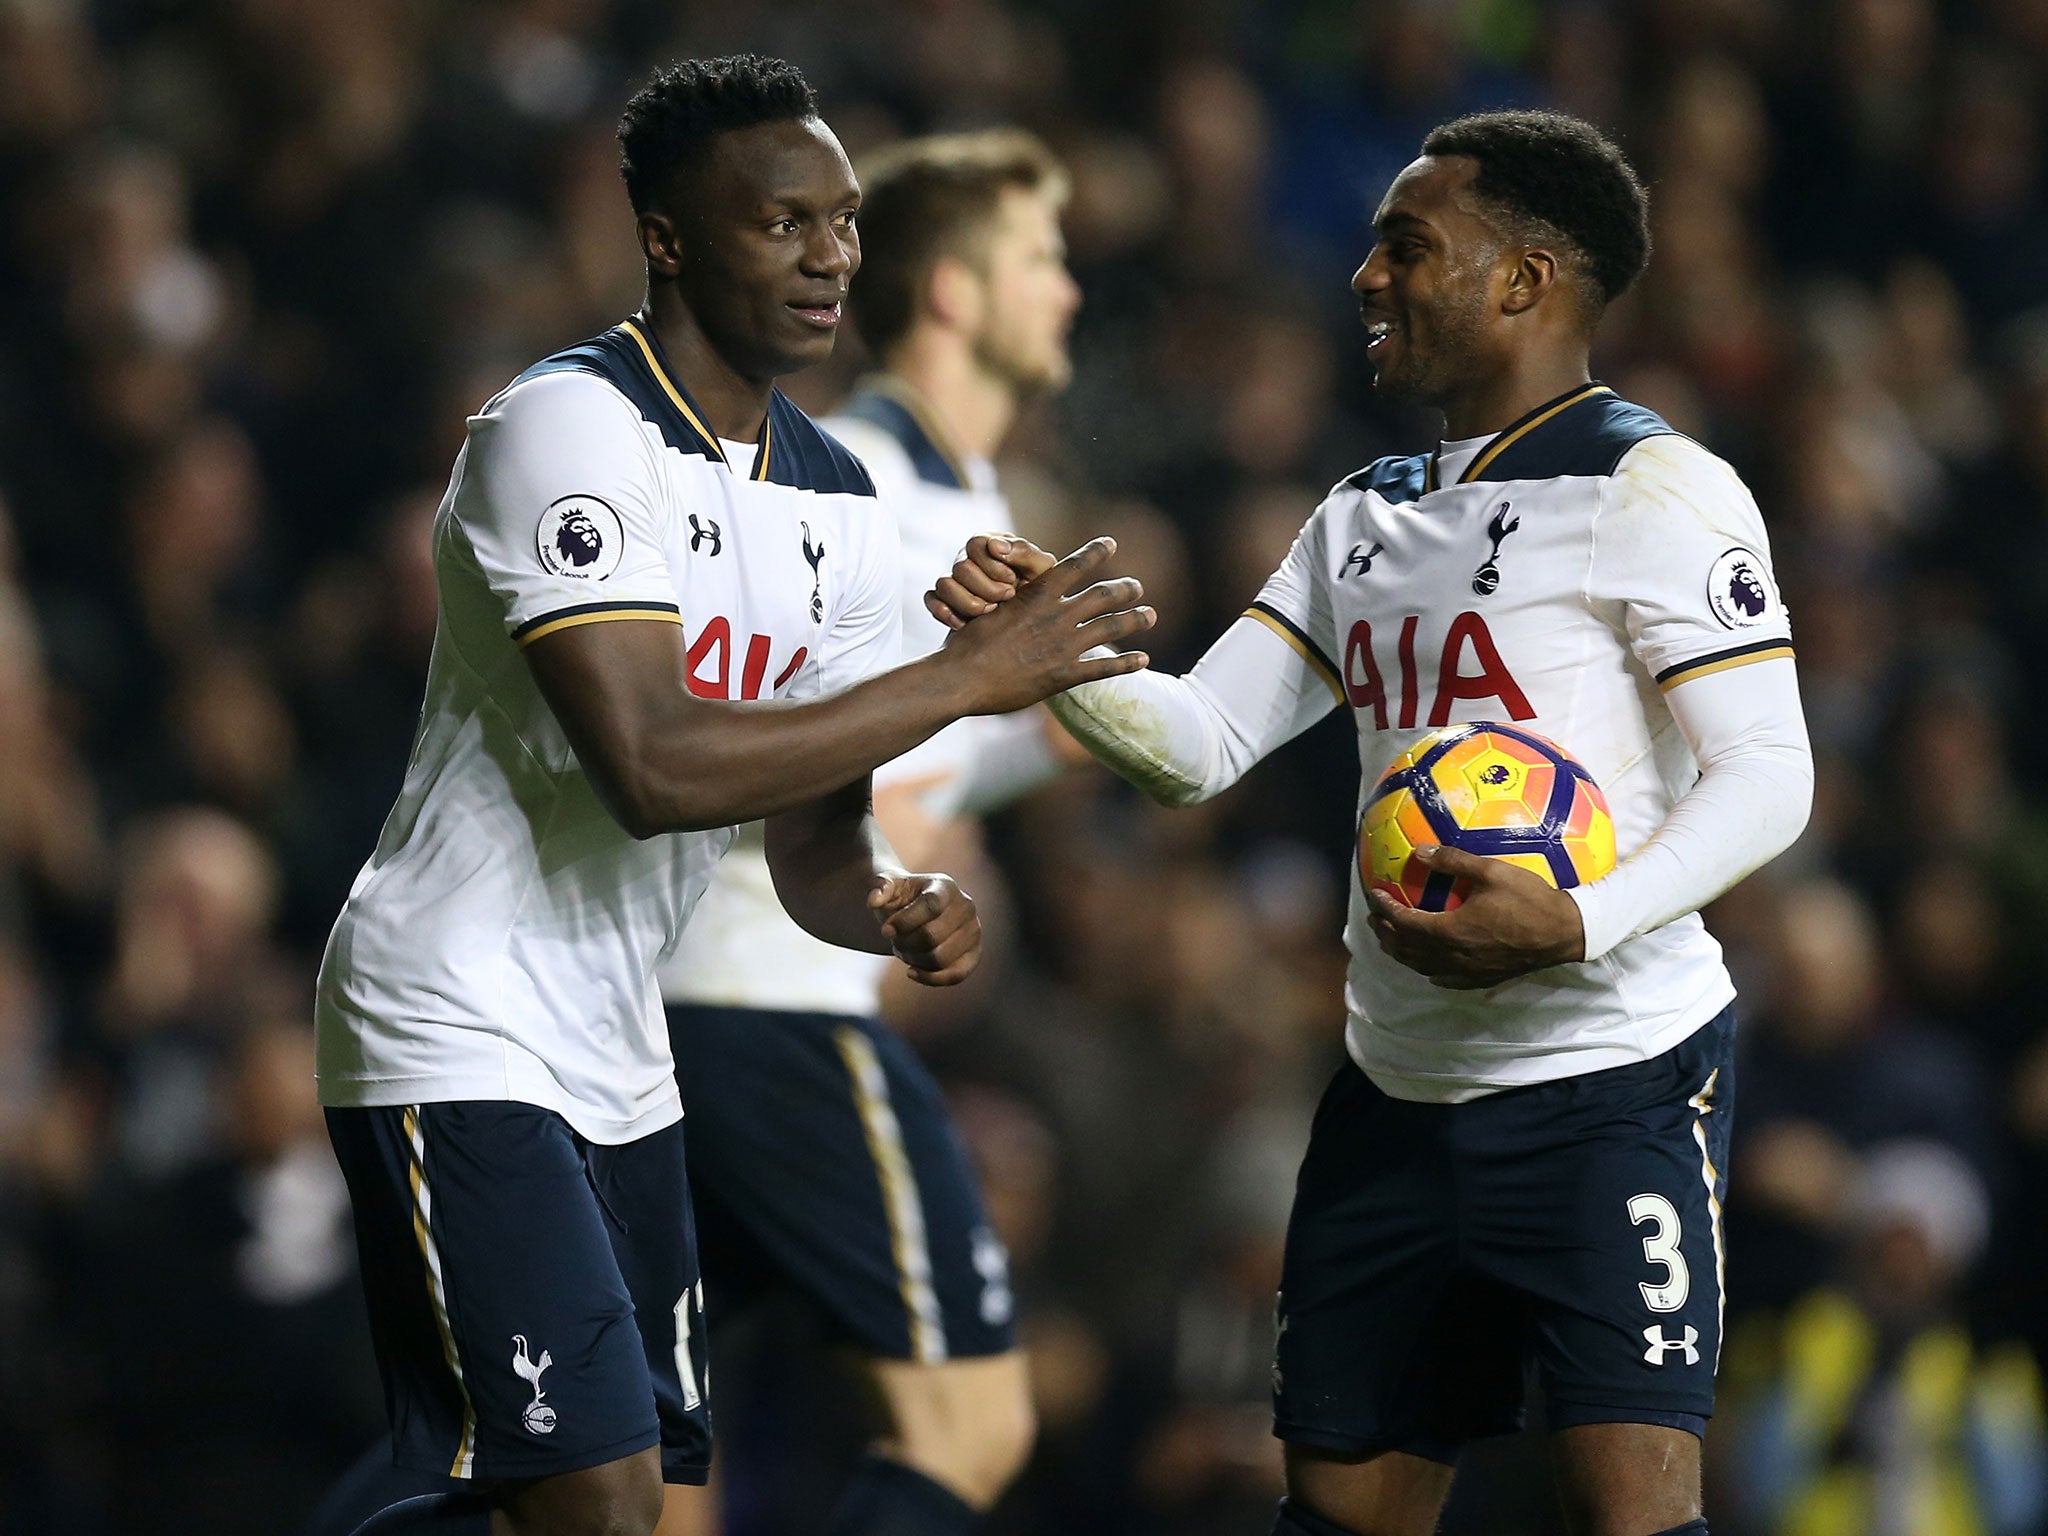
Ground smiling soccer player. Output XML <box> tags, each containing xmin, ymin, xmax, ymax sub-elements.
<box><xmin>313</xmin><ymin>55</ymin><xmax>1150</xmax><ymax>1536</ymax></box>
<box><xmin>933</xmin><ymin>111</ymin><xmax>1812</xmax><ymax>1536</ymax></box>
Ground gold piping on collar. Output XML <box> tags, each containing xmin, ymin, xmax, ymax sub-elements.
<box><xmin>619</xmin><ymin>317</ymin><xmax>774</xmax><ymax>481</ymax></box>
<box><xmin>1425</xmin><ymin>383</ymin><xmax>1614</xmax><ymax>493</ymax></box>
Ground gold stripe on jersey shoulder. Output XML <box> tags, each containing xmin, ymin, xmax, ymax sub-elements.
<box><xmin>755</xmin><ymin>415</ymin><xmax>774</xmax><ymax>481</ymax></box>
<box><xmin>1460</xmin><ymin>383</ymin><xmax>1613</xmax><ymax>485</ymax></box>
<box><xmin>1656</xmin><ymin>643</ymin><xmax>1795</xmax><ymax>692</ymax></box>
<box><xmin>514</xmin><ymin>603</ymin><xmax>685</xmax><ymax>648</ymax></box>
<box><xmin>1243</xmin><ymin>603</ymin><xmax>1344</xmax><ymax>704</ymax></box>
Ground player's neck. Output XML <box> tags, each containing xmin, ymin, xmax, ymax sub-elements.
<box><xmin>1438</xmin><ymin>354</ymin><xmax>1593</xmax><ymax>442</ymax></box>
<box><xmin>883</xmin><ymin>331</ymin><xmax>1015</xmax><ymax>461</ymax></box>
<box><xmin>639</xmin><ymin>296</ymin><xmax>776</xmax><ymax>443</ymax></box>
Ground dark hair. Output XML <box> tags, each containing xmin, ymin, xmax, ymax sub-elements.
<box><xmin>851</xmin><ymin>130</ymin><xmax>1068</xmax><ymax>355</ymax></box>
<box><xmin>617</xmin><ymin>55</ymin><xmax>819</xmax><ymax>214</ymax></box>
<box><xmin>1420</xmin><ymin>110</ymin><xmax>1651</xmax><ymax>312</ymax></box>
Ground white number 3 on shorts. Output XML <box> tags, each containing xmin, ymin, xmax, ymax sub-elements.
<box><xmin>1627</xmin><ymin>1192</ymin><xmax>1689</xmax><ymax>1312</ymax></box>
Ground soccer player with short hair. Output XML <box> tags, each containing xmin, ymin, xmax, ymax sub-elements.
<box><xmin>932</xmin><ymin>111</ymin><xmax>1812</xmax><ymax>1535</ymax></box>
<box><xmin>656</xmin><ymin>128</ymin><xmax>1080</xmax><ymax>1536</ymax></box>
<box><xmin>313</xmin><ymin>57</ymin><xmax>1150</xmax><ymax>1536</ymax></box>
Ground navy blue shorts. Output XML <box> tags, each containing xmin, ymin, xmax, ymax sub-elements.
<box><xmin>325</xmin><ymin>1103</ymin><xmax>712</xmax><ymax>1486</ymax></box>
<box><xmin>1274</xmin><ymin>1008</ymin><xmax>1736</xmax><ymax>1462</ymax></box>
<box><xmin>667</xmin><ymin>1005</ymin><xmax>1016</xmax><ymax>1363</ymax></box>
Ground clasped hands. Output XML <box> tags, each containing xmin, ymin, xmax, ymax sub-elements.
<box><xmin>928</xmin><ymin>533</ymin><xmax>1587</xmax><ymax>990</ymax></box>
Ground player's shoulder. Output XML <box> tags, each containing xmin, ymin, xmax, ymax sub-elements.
<box><xmin>1337</xmin><ymin>387</ymin><xmax>1686</xmax><ymax>506</ymax></box>
<box><xmin>1488</xmin><ymin>385</ymin><xmax>1678</xmax><ymax>483</ymax></box>
<box><xmin>765</xmin><ymin>390</ymin><xmax>876</xmax><ymax>499</ymax></box>
<box><xmin>1604</xmin><ymin>426</ymin><xmax>1772</xmax><ymax>552</ymax></box>
<box><xmin>484</xmin><ymin>321</ymin><xmax>871</xmax><ymax>505</ymax></box>
<box><xmin>818</xmin><ymin>413</ymin><xmax>929</xmax><ymax>519</ymax></box>
<box><xmin>1609</xmin><ymin>430</ymin><xmax>1751</xmax><ymax>507</ymax></box>
<box><xmin>1447</xmin><ymin>383</ymin><xmax>1682</xmax><ymax>490</ymax></box>
<box><xmin>828</xmin><ymin>380</ymin><xmax>971</xmax><ymax>493</ymax></box>
<box><xmin>1340</xmin><ymin>451</ymin><xmax>1432</xmax><ymax>504</ymax></box>
<box><xmin>480</xmin><ymin>321</ymin><xmax>725</xmax><ymax>470</ymax></box>
<box><xmin>1264</xmin><ymin>458</ymin><xmax>1420</xmax><ymax>561</ymax></box>
<box><xmin>1447</xmin><ymin>383</ymin><xmax>1757</xmax><ymax>525</ymax></box>
<box><xmin>818</xmin><ymin>411</ymin><xmax>913</xmax><ymax>482</ymax></box>
<box><xmin>479</xmin><ymin>341</ymin><xmax>648</xmax><ymax>437</ymax></box>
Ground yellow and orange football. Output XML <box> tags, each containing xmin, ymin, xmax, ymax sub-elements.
<box><xmin>1360</xmin><ymin>722</ymin><xmax>1617</xmax><ymax>912</ymax></box>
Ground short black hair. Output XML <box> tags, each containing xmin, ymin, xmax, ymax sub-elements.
<box><xmin>1420</xmin><ymin>110</ymin><xmax>1651</xmax><ymax>312</ymax></box>
<box><xmin>617</xmin><ymin>55</ymin><xmax>819</xmax><ymax>214</ymax></box>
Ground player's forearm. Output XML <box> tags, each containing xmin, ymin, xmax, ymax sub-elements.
<box><xmin>594</xmin><ymin>654</ymin><xmax>973</xmax><ymax>836</ymax></box>
<box><xmin>1049</xmin><ymin>616</ymin><xmax>1334</xmax><ymax>806</ymax></box>
<box><xmin>530</xmin><ymin>537</ymin><xmax>1151</xmax><ymax>836</ymax></box>
<box><xmin>1568</xmin><ymin>661</ymin><xmax>1813</xmax><ymax>961</ymax></box>
<box><xmin>764</xmin><ymin>786</ymin><xmax>903</xmax><ymax>953</ymax></box>
<box><xmin>1049</xmin><ymin>670</ymin><xmax>1226</xmax><ymax>805</ymax></box>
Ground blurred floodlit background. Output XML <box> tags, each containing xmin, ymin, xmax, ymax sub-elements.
<box><xmin>5</xmin><ymin>0</ymin><xmax>2048</xmax><ymax>1531</ymax></box>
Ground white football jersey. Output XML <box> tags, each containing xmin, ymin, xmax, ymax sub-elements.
<box><xmin>1251</xmin><ymin>384</ymin><xmax>1794</xmax><ymax>1100</ymax></box>
<box><xmin>659</xmin><ymin>377</ymin><xmax>1056</xmax><ymax>1018</ymax></box>
<box><xmin>315</xmin><ymin>319</ymin><xmax>901</xmax><ymax>1143</ymax></box>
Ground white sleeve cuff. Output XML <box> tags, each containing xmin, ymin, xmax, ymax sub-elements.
<box><xmin>1567</xmin><ymin>878</ymin><xmax>1635</xmax><ymax>965</ymax></box>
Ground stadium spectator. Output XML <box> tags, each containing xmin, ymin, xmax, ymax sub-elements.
<box><xmin>1716</xmin><ymin>1141</ymin><xmax>2048</xmax><ymax>1536</ymax></box>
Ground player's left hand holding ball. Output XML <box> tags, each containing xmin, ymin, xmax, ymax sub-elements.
<box><xmin>871</xmin><ymin>873</ymin><xmax>981</xmax><ymax>987</ymax></box>
<box><xmin>1365</xmin><ymin>845</ymin><xmax>1586</xmax><ymax>990</ymax></box>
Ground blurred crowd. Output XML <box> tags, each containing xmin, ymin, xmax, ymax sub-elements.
<box><xmin>5</xmin><ymin>0</ymin><xmax>2048</xmax><ymax>1531</ymax></box>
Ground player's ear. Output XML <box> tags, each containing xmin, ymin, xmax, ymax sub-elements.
<box><xmin>926</xmin><ymin>252</ymin><xmax>985</xmax><ymax>333</ymax></box>
<box><xmin>1501</xmin><ymin>246</ymin><xmax>1559</xmax><ymax>317</ymax></box>
<box><xmin>638</xmin><ymin>210</ymin><xmax>685</xmax><ymax>279</ymax></box>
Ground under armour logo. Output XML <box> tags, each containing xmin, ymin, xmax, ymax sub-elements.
<box><xmin>512</xmin><ymin>1334</ymin><xmax>556</xmax><ymax>1433</ymax></box>
<box><xmin>801</xmin><ymin>521</ymin><xmax>826</xmax><ymax>622</ymax></box>
<box><xmin>1642</xmin><ymin>1325</ymin><xmax>1700</xmax><ymax>1366</ymax></box>
<box><xmin>1341</xmin><ymin>541</ymin><xmax>1385</xmax><ymax>578</ymax></box>
<box><xmin>1472</xmin><ymin>502</ymin><xmax>1519</xmax><ymax>596</ymax></box>
<box><xmin>689</xmin><ymin>514</ymin><xmax>722</xmax><ymax>556</ymax></box>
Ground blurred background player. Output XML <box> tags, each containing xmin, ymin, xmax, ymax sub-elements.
<box><xmin>314</xmin><ymin>56</ymin><xmax>1150</xmax><ymax>1536</ymax></box>
<box><xmin>657</xmin><ymin>130</ymin><xmax>1084</xmax><ymax>1536</ymax></box>
<box><xmin>934</xmin><ymin>112</ymin><xmax>1813</xmax><ymax>1536</ymax></box>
